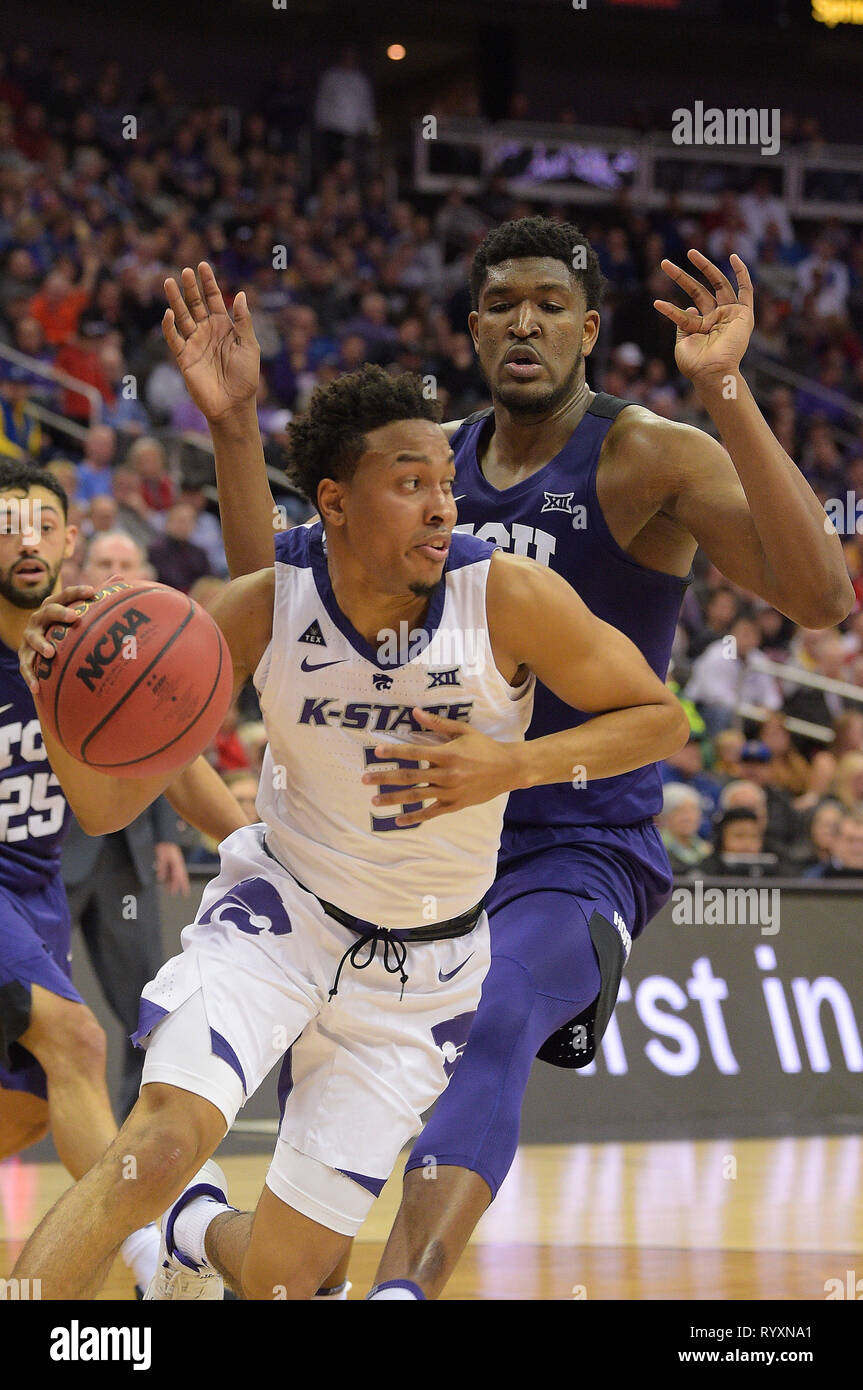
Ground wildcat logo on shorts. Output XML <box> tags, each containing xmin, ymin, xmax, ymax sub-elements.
<box><xmin>431</xmin><ymin>1011</ymin><xmax>475</xmax><ymax>1079</ymax></box>
<box><xmin>199</xmin><ymin>878</ymin><xmax>292</xmax><ymax>937</ymax></box>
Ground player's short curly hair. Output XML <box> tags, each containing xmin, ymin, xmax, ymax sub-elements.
<box><xmin>285</xmin><ymin>364</ymin><xmax>442</xmax><ymax>503</ymax></box>
<box><xmin>469</xmin><ymin>216</ymin><xmax>605</xmax><ymax>312</ymax></box>
<box><xmin>0</xmin><ymin>459</ymin><xmax>68</xmax><ymax>517</ymax></box>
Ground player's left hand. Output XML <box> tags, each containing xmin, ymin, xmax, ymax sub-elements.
<box><xmin>653</xmin><ymin>250</ymin><xmax>754</xmax><ymax>385</ymax></box>
<box><xmin>18</xmin><ymin>584</ymin><xmax>97</xmax><ymax>694</ymax></box>
<box><xmin>361</xmin><ymin>709</ymin><xmax>523</xmax><ymax>827</ymax></box>
<box><xmin>154</xmin><ymin>841</ymin><xmax>190</xmax><ymax>895</ymax></box>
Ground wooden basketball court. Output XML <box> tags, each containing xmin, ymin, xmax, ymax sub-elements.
<box><xmin>2</xmin><ymin>1135</ymin><xmax>859</xmax><ymax>1299</ymax></box>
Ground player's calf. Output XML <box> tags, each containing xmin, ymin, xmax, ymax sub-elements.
<box><xmin>240</xmin><ymin>1185</ymin><xmax>351</xmax><ymax>1302</ymax></box>
<box><xmin>13</xmin><ymin>1083</ymin><xmax>225</xmax><ymax>1298</ymax></box>
<box><xmin>0</xmin><ymin>1088</ymin><xmax>49</xmax><ymax>1159</ymax></box>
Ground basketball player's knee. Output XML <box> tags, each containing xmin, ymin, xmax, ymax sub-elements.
<box><xmin>40</xmin><ymin>1006</ymin><xmax>107</xmax><ymax>1081</ymax></box>
<box><xmin>120</xmin><ymin>1086</ymin><xmax>219</xmax><ymax>1190</ymax></box>
<box><xmin>241</xmin><ymin>1249</ymin><xmax>321</xmax><ymax>1303</ymax></box>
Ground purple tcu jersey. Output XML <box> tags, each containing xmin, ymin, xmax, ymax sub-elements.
<box><xmin>452</xmin><ymin>392</ymin><xmax>690</xmax><ymax>830</ymax></box>
<box><xmin>0</xmin><ymin>636</ymin><xmax>71</xmax><ymax>892</ymax></box>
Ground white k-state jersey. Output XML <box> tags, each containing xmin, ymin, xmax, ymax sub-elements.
<box><xmin>253</xmin><ymin>521</ymin><xmax>534</xmax><ymax>930</ymax></box>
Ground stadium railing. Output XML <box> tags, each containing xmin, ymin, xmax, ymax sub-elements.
<box><xmin>414</xmin><ymin>117</ymin><xmax>863</xmax><ymax>220</ymax></box>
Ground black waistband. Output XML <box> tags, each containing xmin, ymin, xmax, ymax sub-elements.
<box><xmin>262</xmin><ymin>837</ymin><xmax>483</xmax><ymax>942</ymax></box>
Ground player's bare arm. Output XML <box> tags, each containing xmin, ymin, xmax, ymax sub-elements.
<box><xmin>164</xmin><ymin>755</ymin><xmax>257</xmax><ymax>841</ymax></box>
<box><xmin>18</xmin><ymin>576</ymin><xmax>273</xmax><ymax>836</ymax></box>
<box><xmin>646</xmin><ymin>249</ymin><xmax>854</xmax><ymax>627</ymax></box>
<box><xmin>163</xmin><ymin>263</ymin><xmax>277</xmax><ymax>578</ymax></box>
<box><xmin>365</xmin><ymin>550</ymin><xmax>689</xmax><ymax>826</ymax></box>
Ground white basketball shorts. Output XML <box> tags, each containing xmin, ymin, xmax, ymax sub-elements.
<box><xmin>134</xmin><ymin>824</ymin><xmax>489</xmax><ymax>1235</ymax></box>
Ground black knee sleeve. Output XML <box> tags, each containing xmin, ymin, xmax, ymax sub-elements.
<box><xmin>536</xmin><ymin>911</ymin><xmax>627</xmax><ymax>1069</ymax></box>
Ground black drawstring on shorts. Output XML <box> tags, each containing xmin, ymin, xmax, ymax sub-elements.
<box><xmin>329</xmin><ymin>927</ymin><xmax>409</xmax><ymax>1002</ymax></box>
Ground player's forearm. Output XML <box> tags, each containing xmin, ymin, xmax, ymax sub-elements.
<box><xmin>510</xmin><ymin>700</ymin><xmax>689</xmax><ymax>791</ymax></box>
<box><xmin>39</xmin><ymin>723</ymin><xmax>178</xmax><ymax>835</ymax></box>
<box><xmin>695</xmin><ymin>373</ymin><xmax>854</xmax><ymax>625</ymax></box>
<box><xmin>210</xmin><ymin>402</ymin><xmax>279</xmax><ymax>578</ymax></box>
<box><xmin>165</xmin><ymin>755</ymin><xmax>253</xmax><ymax>841</ymax></box>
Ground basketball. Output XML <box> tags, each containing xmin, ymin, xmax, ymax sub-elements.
<box><xmin>33</xmin><ymin>578</ymin><xmax>233</xmax><ymax>778</ymax></box>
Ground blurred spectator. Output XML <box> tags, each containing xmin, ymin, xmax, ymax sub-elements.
<box><xmin>697</xmin><ymin>806</ymin><xmax>781</xmax><ymax>877</ymax></box>
<box><xmin>177</xmin><ymin>485</ymin><xmax>228</xmax><ymax>577</ymax></box>
<box><xmin>805</xmin><ymin>810</ymin><xmax>863</xmax><ymax>877</ymax></box>
<box><xmin>797</xmin><ymin>798</ymin><xmax>843</xmax><ymax>873</ymax></box>
<box><xmin>831</xmin><ymin>708</ymin><xmax>863</xmax><ymax>756</ymax></box>
<box><xmin>795</xmin><ymin>235</ymin><xmax>851</xmax><ymax>324</ymax></box>
<box><xmin>75</xmin><ymin>424</ymin><xmax>117</xmax><ymax>503</ymax></box>
<box><xmin>0</xmin><ymin>362</ymin><xmax>41</xmax><ymax>459</ymax></box>
<box><xmin>98</xmin><ymin>341</ymin><xmax>151</xmax><ymax>435</ymax></box>
<box><xmin>127</xmin><ymin>436</ymin><xmax>176</xmax><ymax>512</ymax></box>
<box><xmin>111</xmin><ymin>464</ymin><xmax>160</xmax><ymax>552</ymax></box>
<box><xmin>85</xmin><ymin>494</ymin><xmax>119</xmax><ymax>537</ymax></box>
<box><xmin>712</xmin><ymin>727</ymin><xmax>745</xmax><ymax>780</ymax></box>
<box><xmin>687</xmin><ymin>586</ymin><xmax>738</xmax><ymax>660</ymax></box>
<box><xmin>313</xmin><ymin>45</ymin><xmax>375</xmax><ymax>171</ymax></box>
<box><xmin>148</xmin><ymin>501</ymin><xmax>211</xmax><ymax>592</ymax></box>
<box><xmin>657</xmin><ymin>783</ymin><xmax>711</xmax><ymax>873</ymax></box>
<box><xmin>782</xmin><ymin>632</ymin><xmax>850</xmax><ymax>756</ymax></box>
<box><xmin>684</xmin><ymin>612</ymin><xmax>783</xmax><ymax>735</ymax></box>
<box><xmin>735</xmin><ymin>740</ymin><xmax>803</xmax><ymax>850</ymax></box>
<box><xmin>84</xmin><ymin>530</ymin><xmax>153</xmax><ymax>586</ymax></box>
<box><xmin>659</xmin><ymin>732</ymin><xmax>721</xmax><ymax>838</ymax></box>
<box><xmin>758</xmin><ymin>714</ymin><xmax>812</xmax><ymax>795</ymax></box>
<box><xmin>830</xmin><ymin>751</ymin><xmax>863</xmax><ymax>813</ymax></box>
<box><xmin>27</xmin><ymin>256</ymin><xmax>98</xmax><ymax>346</ymax></box>
<box><xmin>739</xmin><ymin>174</ymin><xmax>795</xmax><ymax>248</ymax></box>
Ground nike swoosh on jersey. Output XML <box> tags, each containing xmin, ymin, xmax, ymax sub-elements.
<box><xmin>299</xmin><ymin>656</ymin><xmax>347</xmax><ymax>672</ymax></box>
<box><xmin>438</xmin><ymin>952</ymin><xmax>474</xmax><ymax>982</ymax></box>
<box><xmin>0</xmin><ymin>703</ymin><xmax>12</xmax><ymax>716</ymax></box>
<box><xmin>453</xmin><ymin>495</ymin><xmax>467</xmax><ymax>502</ymax></box>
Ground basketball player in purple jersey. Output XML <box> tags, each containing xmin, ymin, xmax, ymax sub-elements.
<box><xmin>156</xmin><ymin>236</ymin><xmax>852</xmax><ymax>1300</ymax></box>
<box><xmin>0</xmin><ymin>461</ymin><xmax>249</xmax><ymax>1291</ymax></box>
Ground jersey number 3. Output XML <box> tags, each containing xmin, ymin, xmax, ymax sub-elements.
<box><xmin>363</xmin><ymin>747</ymin><xmax>423</xmax><ymax>832</ymax></box>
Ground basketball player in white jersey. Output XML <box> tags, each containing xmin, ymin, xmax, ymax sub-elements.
<box><xmin>13</xmin><ymin>367</ymin><xmax>688</xmax><ymax>1300</ymax></box>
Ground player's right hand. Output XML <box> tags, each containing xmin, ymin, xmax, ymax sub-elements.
<box><xmin>19</xmin><ymin>585</ymin><xmax>96</xmax><ymax>694</ymax></box>
<box><xmin>163</xmin><ymin>262</ymin><xmax>261</xmax><ymax>422</ymax></box>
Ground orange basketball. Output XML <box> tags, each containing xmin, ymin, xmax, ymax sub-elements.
<box><xmin>34</xmin><ymin>578</ymin><xmax>233</xmax><ymax>777</ymax></box>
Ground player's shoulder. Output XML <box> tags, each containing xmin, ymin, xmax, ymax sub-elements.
<box><xmin>604</xmin><ymin>402</ymin><xmax>718</xmax><ymax>471</ymax></box>
<box><xmin>446</xmin><ymin>529</ymin><xmax>497</xmax><ymax>573</ymax></box>
<box><xmin>446</xmin><ymin>406</ymin><xmax>493</xmax><ymax>446</ymax></box>
<box><xmin>274</xmin><ymin>518</ymin><xmax>319</xmax><ymax>567</ymax></box>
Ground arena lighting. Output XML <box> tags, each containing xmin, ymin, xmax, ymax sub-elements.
<box><xmin>812</xmin><ymin>0</ymin><xmax>863</xmax><ymax>23</ymax></box>
<box><xmin>387</xmin><ymin>43</ymin><xmax>406</xmax><ymax>60</ymax></box>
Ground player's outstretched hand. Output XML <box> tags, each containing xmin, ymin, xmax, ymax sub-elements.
<box><xmin>361</xmin><ymin>709</ymin><xmax>523</xmax><ymax>827</ymax></box>
<box><xmin>653</xmin><ymin>249</ymin><xmax>754</xmax><ymax>385</ymax></box>
<box><xmin>19</xmin><ymin>585</ymin><xmax>96</xmax><ymax>694</ymax></box>
<box><xmin>163</xmin><ymin>262</ymin><xmax>260</xmax><ymax>422</ymax></box>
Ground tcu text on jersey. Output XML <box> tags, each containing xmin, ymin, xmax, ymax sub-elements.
<box><xmin>0</xmin><ymin>714</ymin><xmax>65</xmax><ymax>842</ymax></box>
<box><xmin>454</xmin><ymin>520</ymin><xmax>556</xmax><ymax>566</ymax></box>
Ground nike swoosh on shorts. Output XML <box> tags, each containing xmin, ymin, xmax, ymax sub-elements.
<box><xmin>438</xmin><ymin>952</ymin><xmax>475</xmax><ymax>982</ymax></box>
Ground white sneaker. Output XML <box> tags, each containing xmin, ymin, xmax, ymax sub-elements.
<box><xmin>144</xmin><ymin>1160</ymin><xmax>228</xmax><ymax>1301</ymax></box>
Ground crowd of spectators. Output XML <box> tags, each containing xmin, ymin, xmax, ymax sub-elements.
<box><xmin>2</xmin><ymin>44</ymin><xmax>863</xmax><ymax>873</ymax></box>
